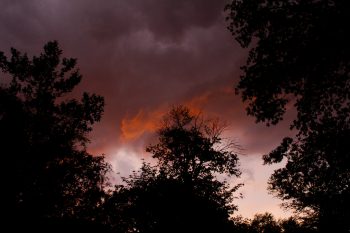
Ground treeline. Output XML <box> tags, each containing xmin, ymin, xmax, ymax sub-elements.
<box><xmin>2</xmin><ymin>0</ymin><xmax>350</xmax><ymax>231</ymax></box>
<box><xmin>233</xmin><ymin>213</ymin><xmax>316</xmax><ymax>233</ymax></box>
<box><xmin>0</xmin><ymin>41</ymin><xmax>312</xmax><ymax>233</ymax></box>
<box><xmin>0</xmin><ymin>41</ymin><xmax>240</xmax><ymax>232</ymax></box>
<box><xmin>0</xmin><ymin>41</ymin><xmax>109</xmax><ymax>231</ymax></box>
<box><xmin>225</xmin><ymin>1</ymin><xmax>350</xmax><ymax>232</ymax></box>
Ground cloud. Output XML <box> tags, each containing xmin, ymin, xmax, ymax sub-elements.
<box><xmin>120</xmin><ymin>109</ymin><xmax>162</xmax><ymax>140</ymax></box>
<box><xmin>119</xmin><ymin>92</ymin><xmax>211</xmax><ymax>142</ymax></box>
<box><xmin>0</xmin><ymin>0</ymin><xmax>296</xmax><ymax>218</ymax></box>
<box><xmin>134</xmin><ymin>0</ymin><xmax>227</xmax><ymax>41</ymax></box>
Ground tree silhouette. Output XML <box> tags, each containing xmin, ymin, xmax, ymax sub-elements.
<box><xmin>250</xmin><ymin>213</ymin><xmax>281</xmax><ymax>233</ymax></box>
<box><xmin>0</xmin><ymin>41</ymin><xmax>109</xmax><ymax>229</ymax></box>
<box><xmin>106</xmin><ymin>106</ymin><xmax>242</xmax><ymax>233</ymax></box>
<box><xmin>233</xmin><ymin>214</ymin><xmax>317</xmax><ymax>233</ymax></box>
<box><xmin>280</xmin><ymin>217</ymin><xmax>317</xmax><ymax>233</ymax></box>
<box><xmin>226</xmin><ymin>1</ymin><xmax>350</xmax><ymax>232</ymax></box>
<box><xmin>147</xmin><ymin>106</ymin><xmax>241</xmax><ymax>184</ymax></box>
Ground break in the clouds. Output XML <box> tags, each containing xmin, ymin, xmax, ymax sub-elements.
<box><xmin>0</xmin><ymin>0</ymin><xmax>294</xmax><ymax>218</ymax></box>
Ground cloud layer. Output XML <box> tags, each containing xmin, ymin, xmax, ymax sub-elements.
<box><xmin>0</xmin><ymin>0</ymin><xmax>294</xmax><ymax>218</ymax></box>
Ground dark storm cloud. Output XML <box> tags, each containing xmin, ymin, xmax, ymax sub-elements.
<box><xmin>0</xmin><ymin>0</ymin><xmax>293</xmax><ymax>157</ymax></box>
<box><xmin>0</xmin><ymin>0</ymin><xmax>295</xmax><ymax>218</ymax></box>
<box><xmin>135</xmin><ymin>0</ymin><xmax>226</xmax><ymax>41</ymax></box>
<box><xmin>68</xmin><ymin>0</ymin><xmax>227</xmax><ymax>42</ymax></box>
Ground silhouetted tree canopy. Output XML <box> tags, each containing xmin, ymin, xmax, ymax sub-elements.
<box><xmin>0</xmin><ymin>41</ymin><xmax>109</xmax><ymax>229</ymax></box>
<box><xmin>226</xmin><ymin>1</ymin><xmax>350</xmax><ymax>232</ymax></box>
<box><xmin>147</xmin><ymin>106</ymin><xmax>241</xmax><ymax>182</ymax></box>
<box><xmin>250</xmin><ymin>213</ymin><xmax>281</xmax><ymax>233</ymax></box>
<box><xmin>233</xmin><ymin>213</ymin><xmax>316</xmax><ymax>233</ymax></box>
<box><xmin>105</xmin><ymin>106</ymin><xmax>242</xmax><ymax>233</ymax></box>
<box><xmin>279</xmin><ymin>217</ymin><xmax>317</xmax><ymax>233</ymax></box>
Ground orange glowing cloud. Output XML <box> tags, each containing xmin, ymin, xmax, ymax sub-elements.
<box><xmin>120</xmin><ymin>109</ymin><xmax>164</xmax><ymax>140</ymax></box>
<box><xmin>120</xmin><ymin>90</ymin><xmax>220</xmax><ymax>141</ymax></box>
<box><xmin>183</xmin><ymin>91</ymin><xmax>210</xmax><ymax>114</ymax></box>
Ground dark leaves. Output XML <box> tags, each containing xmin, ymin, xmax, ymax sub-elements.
<box><xmin>0</xmin><ymin>41</ymin><xmax>108</xmax><ymax>225</ymax></box>
<box><xmin>227</xmin><ymin>0</ymin><xmax>350</xmax><ymax>231</ymax></box>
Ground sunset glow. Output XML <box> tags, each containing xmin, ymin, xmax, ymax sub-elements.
<box><xmin>1</xmin><ymin>0</ymin><xmax>295</xmax><ymax>219</ymax></box>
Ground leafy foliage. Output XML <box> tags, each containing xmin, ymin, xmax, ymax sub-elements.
<box><xmin>147</xmin><ymin>106</ymin><xmax>241</xmax><ymax>182</ymax></box>
<box><xmin>226</xmin><ymin>0</ymin><xmax>350</xmax><ymax>129</ymax></box>
<box><xmin>226</xmin><ymin>0</ymin><xmax>350</xmax><ymax>231</ymax></box>
<box><xmin>233</xmin><ymin>213</ymin><xmax>316</xmax><ymax>233</ymax></box>
<box><xmin>0</xmin><ymin>41</ymin><xmax>109</xmax><ymax>226</ymax></box>
<box><xmin>105</xmin><ymin>106</ymin><xmax>242</xmax><ymax>233</ymax></box>
<box><xmin>250</xmin><ymin>213</ymin><xmax>281</xmax><ymax>233</ymax></box>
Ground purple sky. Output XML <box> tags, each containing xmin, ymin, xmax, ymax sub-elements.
<box><xmin>1</xmin><ymin>0</ymin><xmax>296</xmax><ymax>218</ymax></box>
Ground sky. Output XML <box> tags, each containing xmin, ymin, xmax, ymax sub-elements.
<box><xmin>1</xmin><ymin>0</ymin><xmax>296</xmax><ymax>219</ymax></box>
